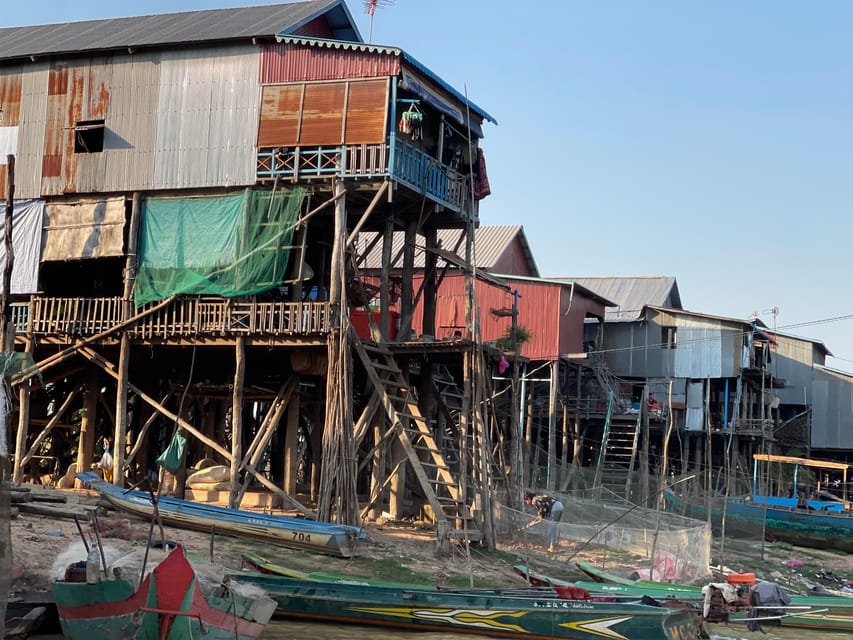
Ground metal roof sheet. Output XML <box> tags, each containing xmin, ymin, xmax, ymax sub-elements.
<box><xmin>276</xmin><ymin>35</ymin><xmax>497</xmax><ymax>125</ymax></box>
<box><xmin>355</xmin><ymin>225</ymin><xmax>536</xmax><ymax>274</ymax></box>
<box><xmin>0</xmin><ymin>0</ymin><xmax>359</xmax><ymax>64</ymax></box>
<box><xmin>491</xmin><ymin>274</ymin><xmax>615</xmax><ymax>308</ymax></box>
<box><xmin>552</xmin><ymin>276</ymin><xmax>683</xmax><ymax>321</ymax></box>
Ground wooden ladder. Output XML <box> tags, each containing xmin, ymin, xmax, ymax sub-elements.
<box><xmin>353</xmin><ymin>338</ymin><xmax>481</xmax><ymax>541</ymax></box>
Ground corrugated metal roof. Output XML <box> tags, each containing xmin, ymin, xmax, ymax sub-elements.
<box><xmin>276</xmin><ymin>35</ymin><xmax>497</xmax><ymax>125</ymax></box>
<box><xmin>553</xmin><ymin>276</ymin><xmax>683</xmax><ymax>321</ymax></box>
<box><xmin>491</xmin><ymin>274</ymin><xmax>615</xmax><ymax>308</ymax></box>
<box><xmin>356</xmin><ymin>224</ymin><xmax>536</xmax><ymax>274</ymax></box>
<box><xmin>0</xmin><ymin>0</ymin><xmax>359</xmax><ymax>64</ymax></box>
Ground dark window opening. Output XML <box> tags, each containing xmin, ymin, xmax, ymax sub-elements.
<box><xmin>662</xmin><ymin>326</ymin><xmax>677</xmax><ymax>349</ymax></box>
<box><xmin>74</xmin><ymin>120</ymin><xmax>105</xmax><ymax>153</ymax></box>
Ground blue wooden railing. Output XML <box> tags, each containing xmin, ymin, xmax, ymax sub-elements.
<box><xmin>256</xmin><ymin>141</ymin><xmax>466</xmax><ymax>212</ymax></box>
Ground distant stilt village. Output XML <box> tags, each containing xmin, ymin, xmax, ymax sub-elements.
<box><xmin>0</xmin><ymin>0</ymin><xmax>851</xmax><ymax>556</ymax></box>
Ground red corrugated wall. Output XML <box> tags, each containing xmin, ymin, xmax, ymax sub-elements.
<box><xmin>260</xmin><ymin>43</ymin><xmax>399</xmax><ymax>84</ymax></box>
<box><xmin>412</xmin><ymin>274</ymin><xmax>562</xmax><ymax>360</ymax></box>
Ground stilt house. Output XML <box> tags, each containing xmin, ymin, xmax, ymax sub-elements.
<box><xmin>0</xmin><ymin>0</ymin><xmax>500</xmax><ymax>548</ymax></box>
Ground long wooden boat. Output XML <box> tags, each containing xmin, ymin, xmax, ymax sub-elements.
<box><xmin>665</xmin><ymin>455</ymin><xmax>853</xmax><ymax>552</ymax></box>
<box><xmin>230</xmin><ymin>571</ymin><xmax>702</xmax><ymax>640</ymax></box>
<box><xmin>542</xmin><ymin>564</ymin><xmax>853</xmax><ymax>633</ymax></box>
<box><xmin>240</xmin><ymin>551</ymin><xmax>436</xmax><ymax>589</ymax></box>
<box><xmin>78</xmin><ymin>471</ymin><xmax>367</xmax><ymax>557</ymax></box>
<box><xmin>52</xmin><ymin>545</ymin><xmax>276</xmax><ymax>640</ymax></box>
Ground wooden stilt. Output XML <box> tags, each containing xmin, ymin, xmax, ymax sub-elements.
<box><xmin>74</xmin><ymin>370</ymin><xmax>99</xmax><ymax>489</ymax></box>
<box><xmin>229</xmin><ymin>336</ymin><xmax>245</xmax><ymax>508</ymax></box>
<box><xmin>282</xmin><ymin>391</ymin><xmax>300</xmax><ymax>495</ymax></box>
<box><xmin>112</xmin><ymin>333</ymin><xmax>130</xmax><ymax>487</ymax></box>
<box><xmin>12</xmin><ymin>337</ymin><xmax>33</xmax><ymax>484</ymax></box>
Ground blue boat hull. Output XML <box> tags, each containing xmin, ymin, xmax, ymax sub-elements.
<box><xmin>78</xmin><ymin>472</ymin><xmax>366</xmax><ymax>557</ymax></box>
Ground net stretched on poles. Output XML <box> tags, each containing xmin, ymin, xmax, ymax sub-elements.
<box><xmin>495</xmin><ymin>491</ymin><xmax>712</xmax><ymax>583</ymax></box>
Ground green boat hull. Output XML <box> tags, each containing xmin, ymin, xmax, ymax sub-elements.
<box><xmin>53</xmin><ymin>546</ymin><xmax>274</xmax><ymax>640</ymax></box>
<box><xmin>233</xmin><ymin>572</ymin><xmax>701</xmax><ymax>640</ymax></box>
<box><xmin>529</xmin><ymin>564</ymin><xmax>853</xmax><ymax>634</ymax></box>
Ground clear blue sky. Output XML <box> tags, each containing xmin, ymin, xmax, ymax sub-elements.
<box><xmin>7</xmin><ymin>2</ymin><xmax>853</xmax><ymax>367</ymax></box>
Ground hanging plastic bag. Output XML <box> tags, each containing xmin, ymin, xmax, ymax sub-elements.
<box><xmin>156</xmin><ymin>430</ymin><xmax>188</xmax><ymax>474</ymax></box>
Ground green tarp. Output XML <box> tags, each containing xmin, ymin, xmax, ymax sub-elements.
<box><xmin>135</xmin><ymin>187</ymin><xmax>306</xmax><ymax>306</ymax></box>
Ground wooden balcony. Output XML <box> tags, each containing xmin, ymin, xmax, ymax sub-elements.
<box><xmin>256</xmin><ymin>139</ymin><xmax>468</xmax><ymax>213</ymax></box>
<box><xmin>12</xmin><ymin>296</ymin><xmax>331</xmax><ymax>342</ymax></box>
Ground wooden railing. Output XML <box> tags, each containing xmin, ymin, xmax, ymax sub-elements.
<box><xmin>14</xmin><ymin>296</ymin><xmax>331</xmax><ymax>339</ymax></box>
<box><xmin>256</xmin><ymin>140</ymin><xmax>467</xmax><ymax>212</ymax></box>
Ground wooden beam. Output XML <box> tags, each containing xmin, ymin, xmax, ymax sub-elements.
<box><xmin>77</xmin><ymin>346</ymin><xmax>231</xmax><ymax>461</ymax></box>
<box><xmin>19</xmin><ymin>386</ymin><xmax>81</xmax><ymax>470</ymax></box>
<box><xmin>234</xmin><ymin>379</ymin><xmax>297</xmax><ymax>505</ymax></box>
<box><xmin>123</xmin><ymin>391</ymin><xmax>174</xmax><ymax>471</ymax></box>
<box><xmin>113</xmin><ymin>330</ymin><xmax>131</xmax><ymax>487</ymax></box>
<box><xmin>345</xmin><ymin>181</ymin><xmax>389</xmax><ymax>249</ymax></box>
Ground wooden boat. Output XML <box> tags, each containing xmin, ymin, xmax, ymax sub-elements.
<box><xmin>665</xmin><ymin>455</ymin><xmax>853</xmax><ymax>552</ymax></box>
<box><xmin>5</xmin><ymin>591</ymin><xmax>56</xmax><ymax>639</ymax></box>
<box><xmin>539</xmin><ymin>564</ymin><xmax>853</xmax><ymax>634</ymax></box>
<box><xmin>230</xmin><ymin>571</ymin><xmax>702</xmax><ymax>640</ymax></box>
<box><xmin>78</xmin><ymin>471</ymin><xmax>367</xmax><ymax>557</ymax></box>
<box><xmin>52</xmin><ymin>545</ymin><xmax>276</xmax><ymax>640</ymax></box>
<box><xmin>240</xmin><ymin>551</ymin><xmax>437</xmax><ymax>589</ymax></box>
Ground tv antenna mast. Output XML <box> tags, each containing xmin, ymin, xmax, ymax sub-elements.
<box><xmin>364</xmin><ymin>0</ymin><xmax>396</xmax><ymax>44</ymax></box>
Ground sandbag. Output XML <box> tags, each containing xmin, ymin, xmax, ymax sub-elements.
<box><xmin>186</xmin><ymin>480</ymin><xmax>231</xmax><ymax>491</ymax></box>
<box><xmin>186</xmin><ymin>464</ymin><xmax>230</xmax><ymax>486</ymax></box>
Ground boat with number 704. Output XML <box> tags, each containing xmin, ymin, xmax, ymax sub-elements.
<box><xmin>78</xmin><ymin>471</ymin><xmax>367</xmax><ymax>557</ymax></box>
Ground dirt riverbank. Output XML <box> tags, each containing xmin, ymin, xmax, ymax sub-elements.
<box><xmin>10</xmin><ymin>485</ymin><xmax>853</xmax><ymax>597</ymax></box>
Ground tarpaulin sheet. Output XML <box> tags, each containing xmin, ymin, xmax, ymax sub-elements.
<box><xmin>0</xmin><ymin>199</ymin><xmax>43</xmax><ymax>294</ymax></box>
<box><xmin>42</xmin><ymin>198</ymin><xmax>126</xmax><ymax>261</ymax></box>
<box><xmin>135</xmin><ymin>187</ymin><xmax>305</xmax><ymax>306</ymax></box>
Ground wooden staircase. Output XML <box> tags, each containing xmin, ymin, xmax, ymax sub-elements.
<box><xmin>353</xmin><ymin>338</ymin><xmax>481</xmax><ymax>541</ymax></box>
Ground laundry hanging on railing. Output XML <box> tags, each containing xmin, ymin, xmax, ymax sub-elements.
<box><xmin>398</xmin><ymin>102</ymin><xmax>423</xmax><ymax>141</ymax></box>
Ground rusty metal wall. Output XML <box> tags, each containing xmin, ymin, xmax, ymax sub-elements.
<box><xmin>15</xmin><ymin>64</ymin><xmax>49</xmax><ymax>199</ymax></box>
<box><xmin>154</xmin><ymin>46</ymin><xmax>260</xmax><ymax>189</ymax></box>
<box><xmin>94</xmin><ymin>52</ymin><xmax>160</xmax><ymax>192</ymax></box>
<box><xmin>260</xmin><ymin>42</ymin><xmax>398</xmax><ymax>84</ymax></box>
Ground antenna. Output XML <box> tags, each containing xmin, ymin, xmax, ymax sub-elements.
<box><xmin>364</xmin><ymin>0</ymin><xmax>396</xmax><ymax>44</ymax></box>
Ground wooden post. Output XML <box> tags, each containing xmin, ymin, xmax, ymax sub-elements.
<box><xmin>112</xmin><ymin>334</ymin><xmax>130</xmax><ymax>487</ymax></box>
<box><xmin>282</xmin><ymin>391</ymin><xmax>300</xmax><ymax>495</ymax></box>
<box><xmin>380</xmin><ymin>216</ymin><xmax>393</xmax><ymax>339</ymax></box>
<box><xmin>0</xmin><ymin>154</ymin><xmax>15</xmax><ymax>624</ymax></box>
<box><xmin>229</xmin><ymin>336</ymin><xmax>245</xmax><ymax>508</ymax></box>
<box><xmin>75</xmin><ymin>370</ymin><xmax>99</xmax><ymax>489</ymax></box>
<box><xmin>12</xmin><ymin>337</ymin><xmax>32</xmax><ymax>484</ymax></box>
<box><xmin>369</xmin><ymin>419</ymin><xmax>386</xmax><ymax>521</ymax></box>
<box><xmin>422</xmin><ymin>228</ymin><xmax>437</xmax><ymax>338</ymax></box>
<box><xmin>547</xmin><ymin>360</ymin><xmax>558</xmax><ymax>490</ymax></box>
<box><xmin>398</xmin><ymin>219</ymin><xmax>416</xmax><ymax>340</ymax></box>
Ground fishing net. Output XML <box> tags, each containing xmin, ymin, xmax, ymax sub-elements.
<box><xmin>494</xmin><ymin>491</ymin><xmax>712</xmax><ymax>583</ymax></box>
<box><xmin>135</xmin><ymin>187</ymin><xmax>306</xmax><ymax>306</ymax></box>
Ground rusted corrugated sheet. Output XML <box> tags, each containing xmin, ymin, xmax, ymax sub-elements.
<box><xmin>260</xmin><ymin>42</ymin><xmax>398</xmax><ymax>84</ymax></box>
<box><xmin>0</xmin><ymin>68</ymin><xmax>22</xmax><ymax>125</ymax></box>
<box><xmin>259</xmin><ymin>78</ymin><xmax>387</xmax><ymax>147</ymax></box>
<box><xmin>154</xmin><ymin>46</ymin><xmax>259</xmax><ymax>189</ymax></box>
<box><xmin>0</xmin><ymin>70</ymin><xmax>21</xmax><ymax>196</ymax></box>
<box><xmin>15</xmin><ymin>64</ymin><xmax>49</xmax><ymax>199</ymax></box>
<box><xmin>98</xmin><ymin>52</ymin><xmax>160</xmax><ymax>192</ymax></box>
